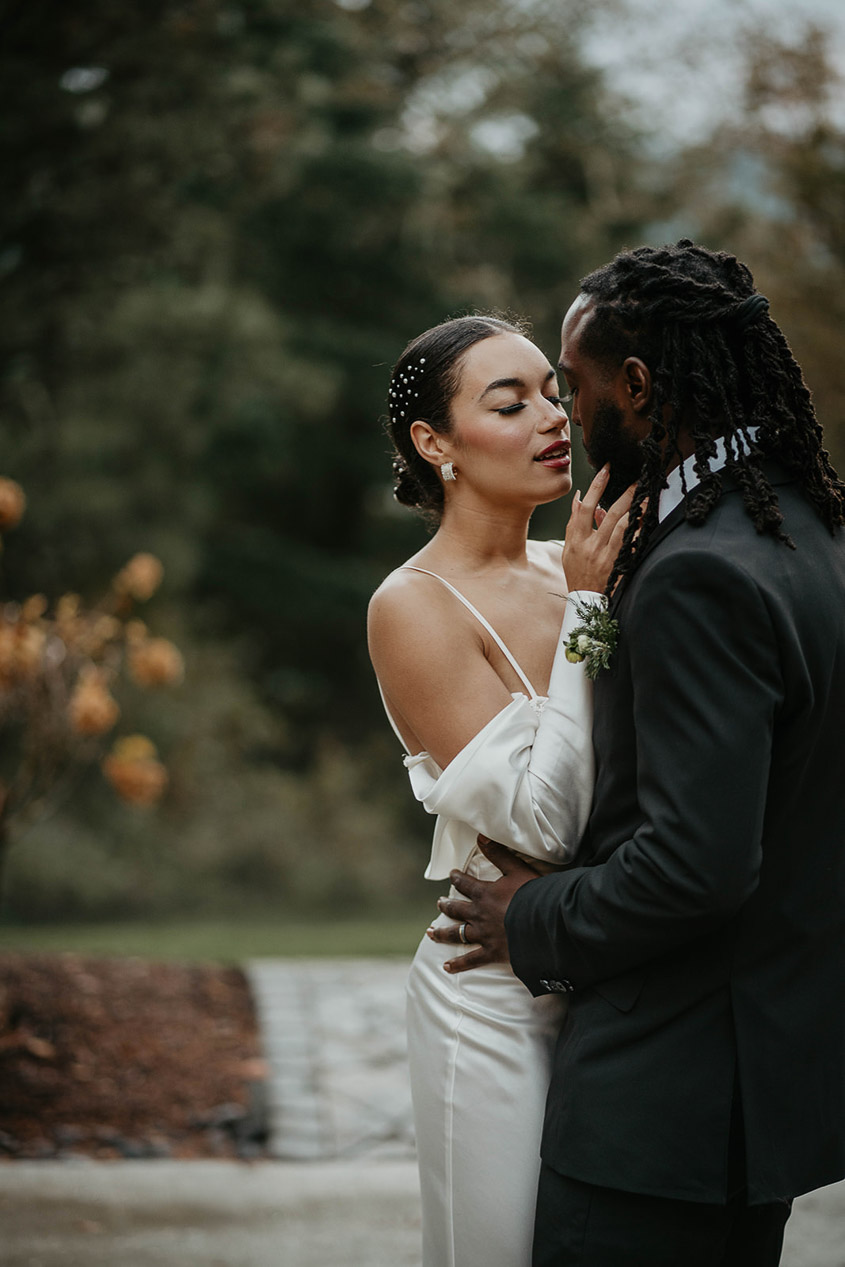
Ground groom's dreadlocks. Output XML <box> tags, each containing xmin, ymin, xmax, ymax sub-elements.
<box><xmin>577</xmin><ymin>239</ymin><xmax>845</xmax><ymax>592</ymax></box>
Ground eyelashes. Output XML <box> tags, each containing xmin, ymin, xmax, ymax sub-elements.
<box><xmin>496</xmin><ymin>395</ymin><xmax>569</xmax><ymax>416</ymax></box>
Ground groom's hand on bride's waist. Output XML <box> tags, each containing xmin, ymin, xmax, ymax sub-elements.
<box><xmin>427</xmin><ymin>838</ymin><xmax>539</xmax><ymax>974</ymax></box>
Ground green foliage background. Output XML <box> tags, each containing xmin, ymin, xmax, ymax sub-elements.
<box><xmin>1</xmin><ymin>0</ymin><xmax>843</xmax><ymax>920</ymax></box>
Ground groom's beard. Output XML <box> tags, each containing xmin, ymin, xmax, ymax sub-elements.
<box><xmin>586</xmin><ymin>398</ymin><xmax>645</xmax><ymax>507</ymax></box>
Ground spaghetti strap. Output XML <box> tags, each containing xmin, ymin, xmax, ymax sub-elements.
<box><xmin>399</xmin><ymin>566</ymin><xmax>539</xmax><ymax>699</ymax></box>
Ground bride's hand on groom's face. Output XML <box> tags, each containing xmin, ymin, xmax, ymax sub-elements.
<box><xmin>427</xmin><ymin>839</ymin><xmax>539</xmax><ymax>974</ymax></box>
<box><xmin>562</xmin><ymin>465</ymin><xmax>634</xmax><ymax>593</ymax></box>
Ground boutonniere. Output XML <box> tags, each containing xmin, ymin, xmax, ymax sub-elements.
<box><xmin>564</xmin><ymin>599</ymin><xmax>619</xmax><ymax>680</ymax></box>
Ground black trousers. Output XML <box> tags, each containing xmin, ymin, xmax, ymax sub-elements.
<box><xmin>532</xmin><ymin>1165</ymin><xmax>792</xmax><ymax>1267</ymax></box>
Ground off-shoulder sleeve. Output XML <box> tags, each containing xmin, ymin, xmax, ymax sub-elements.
<box><xmin>406</xmin><ymin>592</ymin><xmax>599</xmax><ymax>874</ymax></box>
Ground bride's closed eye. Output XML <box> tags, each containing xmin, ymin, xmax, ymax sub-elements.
<box><xmin>496</xmin><ymin>394</ymin><xmax>568</xmax><ymax>416</ymax></box>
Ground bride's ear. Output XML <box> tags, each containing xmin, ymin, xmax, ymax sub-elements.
<box><xmin>410</xmin><ymin>420</ymin><xmax>453</xmax><ymax>472</ymax></box>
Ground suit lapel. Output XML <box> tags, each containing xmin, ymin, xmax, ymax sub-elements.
<box><xmin>609</xmin><ymin>499</ymin><xmax>689</xmax><ymax>616</ymax></box>
<box><xmin>607</xmin><ymin>459</ymin><xmax>794</xmax><ymax>616</ymax></box>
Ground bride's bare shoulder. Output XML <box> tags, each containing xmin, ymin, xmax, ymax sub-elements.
<box><xmin>368</xmin><ymin>563</ymin><xmax>451</xmax><ymax>640</ymax></box>
<box><xmin>528</xmin><ymin>537</ymin><xmax>564</xmax><ymax>559</ymax></box>
<box><xmin>528</xmin><ymin>537</ymin><xmax>565</xmax><ymax>580</ymax></box>
<box><xmin>371</xmin><ymin>562</ymin><xmax>428</xmax><ymax>608</ymax></box>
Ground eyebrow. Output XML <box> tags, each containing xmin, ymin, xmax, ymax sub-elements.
<box><xmin>480</xmin><ymin>368</ymin><xmax>556</xmax><ymax>399</ymax></box>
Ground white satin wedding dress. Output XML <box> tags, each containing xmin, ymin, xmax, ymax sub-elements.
<box><xmin>379</xmin><ymin>567</ymin><xmax>598</xmax><ymax>1267</ymax></box>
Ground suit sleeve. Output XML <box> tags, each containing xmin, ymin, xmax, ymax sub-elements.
<box><xmin>505</xmin><ymin>549</ymin><xmax>784</xmax><ymax>995</ymax></box>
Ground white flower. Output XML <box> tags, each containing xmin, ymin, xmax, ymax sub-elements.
<box><xmin>563</xmin><ymin>599</ymin><xmax>620</xmax><ymax>680</ymax></box>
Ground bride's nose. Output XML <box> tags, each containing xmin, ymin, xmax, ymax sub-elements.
<box><xmin>540</xmin><ymin>401</ymin><xmax>568</xmax><ymax>430</ymax></box>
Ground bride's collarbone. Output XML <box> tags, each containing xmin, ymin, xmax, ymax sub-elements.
<box><xmin>400</xmin><ymin>552</ymin><xmax>566</xmax><ymax>691</ymax></box>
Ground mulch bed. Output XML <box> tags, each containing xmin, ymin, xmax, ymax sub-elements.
<box><xmin>0</xmin><ymin>952</ymin><xmax>269</xmax><ymax>1161</ymax></box>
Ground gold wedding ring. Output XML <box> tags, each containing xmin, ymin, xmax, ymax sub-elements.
<box><xmin>458</xmin><ymin>922</ymin><xmax>469</xmax><ymax>944</ymax></box>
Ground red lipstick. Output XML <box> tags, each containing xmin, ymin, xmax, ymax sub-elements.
<box><xmin>535</xmin><ymin>440</ymin><xmax>571</xmax><ymax>469</ymax></box>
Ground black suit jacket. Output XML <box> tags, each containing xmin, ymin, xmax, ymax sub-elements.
<box><xmin>506</xmin><ymin>467</ymin><xmax>845</xmax><ymax>1204</ymax></box>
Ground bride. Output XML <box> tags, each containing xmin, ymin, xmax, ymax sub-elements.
<box><xmin>367</xmin><ymin>314</ymin><xmax>629</xmax><ymax>1267</ymax></box>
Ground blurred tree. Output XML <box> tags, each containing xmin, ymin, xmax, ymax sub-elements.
<box><xmin>197</xmin><ymin>0</ymin><xmax>656</xmax><ymax>745</ymax></box>
<box><xmin>739</xmin><ymin>24</ymin><xmax>845</xmax><ymax>469</ymax></box>
<box><xmin>1</xmin><ymin>0</ymin><xmax>654</xmax><ymax>747</ymax></box>
<box><xmin>666</xmin><ymin>21</ymin><xmax>845</xmax><ymax>469</ymax></box>
<box><xmin>0</xmin><ymin>0</ymin><xmax>661</xmax><ymax>917</ymax></box>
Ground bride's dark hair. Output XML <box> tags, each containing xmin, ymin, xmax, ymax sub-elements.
<box><xmin>387</xmin><ymin>313</ymin><xmax>530</xmax><ymax>521</ymax></box>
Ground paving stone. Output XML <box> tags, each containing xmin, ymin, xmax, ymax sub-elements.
<box><xmin>245</xmin><ymin>957</ymin><xmax>415</xmax><ymax>1163</ymax></box>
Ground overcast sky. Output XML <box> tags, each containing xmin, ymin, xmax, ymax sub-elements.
<box><xmin>582</xmin><ymin>0</ymin><xmax>845</xmax><ymax>146</ymax></box>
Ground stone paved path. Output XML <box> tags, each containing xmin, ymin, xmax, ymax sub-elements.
<box><xmin>245</xmin><ymin>957</ymin><xmax>415</xmax><ymax>1162</ymax></box>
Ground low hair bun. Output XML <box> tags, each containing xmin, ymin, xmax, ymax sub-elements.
<box><xmin>392</xmin><ymin>458</ymin><xmax>423</xmax><ymax>508</ymax></box>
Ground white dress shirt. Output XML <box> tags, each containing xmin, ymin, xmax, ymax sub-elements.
<box><xmin>657</xmin><ymin>429</ymin><xmax>758</xmax><ymax>523</ymax></box>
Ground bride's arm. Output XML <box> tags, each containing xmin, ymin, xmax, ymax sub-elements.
<box><xmin>369</xmin><ymin>486</ymin><xmax>630</xmax><ymax>866</ymax></box>
<box><xmin>368</xmin><ymin>571</ymin><xmax>524</xmax><ymax>769</ymax></box>
<box><xmin>395</xmin><ymin>589</ymin><xmax>600</xmax><ymax>866</ymax></box>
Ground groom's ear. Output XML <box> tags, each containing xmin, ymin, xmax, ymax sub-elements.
<box><xmin>410</xmin><ymin>420</ymin><xmax>452</xmax><ymax>470</ymax></box>
<box><xmin>622</xmin><ymin>357</ymin><xmax>652</xmax><ymax>416</ymax></box>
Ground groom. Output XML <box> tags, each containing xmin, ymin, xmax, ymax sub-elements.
<box><xmin>430</xmin><ymin>240</ymin><xmax>845</xmax><ymax>1264</ymax></box>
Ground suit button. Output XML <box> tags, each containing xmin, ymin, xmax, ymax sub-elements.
<box><xmin>540</xmin><ymin>979</ymin><xmax>570</xmax><ymax>994</ymax></box>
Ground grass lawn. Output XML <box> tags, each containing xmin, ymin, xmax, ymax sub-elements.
<box><xmin>0</xmin><ymin>907</ymin><xmax>439</xmax><ymax>962</ymax></box>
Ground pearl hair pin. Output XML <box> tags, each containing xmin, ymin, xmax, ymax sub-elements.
<box><xmin>389</xmin><ymin>356</ymin><xmax>429</xmax><ymax>426</ymax></box>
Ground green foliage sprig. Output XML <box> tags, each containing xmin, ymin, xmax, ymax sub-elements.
<box><xmin>563</xmin><ymin>600</ymin><xmax>619</xmax><ymax>680</ymax></box>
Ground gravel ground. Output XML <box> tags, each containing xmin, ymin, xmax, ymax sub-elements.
<box><xmin>1</xmin><ymin>1162</ymin><xmax>844</xmax><ymax>1267</ymax></box>
<box><xmin>0</xmin><ymin>953</ymin><xmax>267</xmax><ymax>1160</ymax></box>
<box><xmin>0</xmin><ymin>1160</ymin><xmax>423</xmax><ymax>1267</ymax></box>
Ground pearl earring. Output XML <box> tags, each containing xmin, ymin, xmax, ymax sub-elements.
<box><xmin>441</xmin><ymin>461</ymin><xmax>456</xmax><ymax>482</ymax></box>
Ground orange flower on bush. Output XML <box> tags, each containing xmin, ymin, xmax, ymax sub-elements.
<box><xmin>102</xmin><ymin>735</ymin><xmax>168</xmax><ymax>806</ymax></box>
<box><xmin>56</xmin><ymin>594</ymin><xmax>80</xmax><ymax>624</ymax></box>
<box><xmin>0</xmin><ymin>478</ymin><xmax>26</xmax><ymax>531</ymax></box>
<box><xmin>21</xmin><ymin>595</ymin><xmax>48</xmax><ymax>623</ymax></box>
<box><xmin>69</xmin><ymin>671</ymin><xmax>120</xmax><ymax>737</ymax></box>
<box><xmin>74</xmin><ymin>613</ymin><xmax>122</xmax><ymax>658</ymax></box>
<box><xmin>53</xmin><ymin>593</ymin><xmax>84</xmax><ymax>652</ymax></box>
<box><xmin>128</xmin><ymin>637</ymin><xmax>184</xmax><ymax>687</ymax></box>
<box><xmin>0</xmin><ymin>620</ymin><xmax>46</xmax><ymax>685</ymax></box>
<box><xmin>0</xmin><ymin>625</ymin><xmax>17</xmax><ymax>685</ymax></box>
<box><xmin>113</xmin><ymin>553</ymin><xmax>164</xmax><ymax>603</ymax></box>
<box><xmin>124</xmin><ymin>619</ymin><xmax>148</xmax><ymax>645</ymax></box>
<box><xmin>14</xmin><ymin>624</ymin><xmax>46</xmax><ymax>676</ymax></box>
<box><xmin>0</xmin><ymin>476</ymin><xmax>182</xmax><ymax>848</ymax></box>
